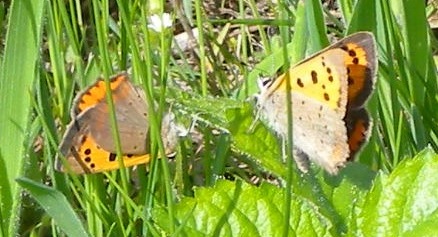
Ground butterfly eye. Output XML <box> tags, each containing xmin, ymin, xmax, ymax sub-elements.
<box><xmin>261</xmin><ymin>78</ymin><xmax>272</xmax><ymax>87</ymax></box>
<box><xmin>257</xmin><ymin>76</ymin><xmax>273</xmax><ymax>90</ymax></box>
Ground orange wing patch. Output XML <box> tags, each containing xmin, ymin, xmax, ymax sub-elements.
<box><xmin>345</xmin><ymin>108</ymin><xmax>371</xmax><ymax>160</ymax></box>
<box><xmin>75</xmin><ymin>74</ymin><xmax>127</xmax><ymax>113</ymax></box>
<box><xmin>335</xmin><ymin>35</ymin><xmax>377</xmax><ymax>109</ymax></box>
<box><xmin>60</xmin><ymin>133</ymin><xmax>151</xmax><ymax>174</ymax></box>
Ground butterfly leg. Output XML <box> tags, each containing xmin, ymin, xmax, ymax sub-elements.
<box><xmin>293</xmin><ymin>148</ymin><xmax>310</xmax><ymax>173</ymax></box>
<box><xmin>281</xmin><ymin>138</ymin><xmax>310</xmax><ymax>173</ymax></box>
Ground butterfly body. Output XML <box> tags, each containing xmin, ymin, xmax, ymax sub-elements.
<box><xmin>257</xmin><ymin>32</ymin><xmax>377</xmax><ymax>174</ymax></box>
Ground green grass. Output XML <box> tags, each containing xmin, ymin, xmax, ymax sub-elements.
<box><xmin>1</xmin><ymin>0</ymin><xmax>438</xmax><ymax>236</ymax></box>
<box><xmin>0</xmin><ymin>0</ymin><xmax>45</xmax><ymax>235</ymax></box>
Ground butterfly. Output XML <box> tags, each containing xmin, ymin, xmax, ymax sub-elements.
<box><xmin>256</xmin><ymin>32</ymin><xmax>377</xmax><ymax>174</ymax></box>
<box><xmin>56</xmin><ymin>73</ymin><xmax>179</xmax><ymax>174</ymax></box>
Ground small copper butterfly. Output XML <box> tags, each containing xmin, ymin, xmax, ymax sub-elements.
<box><xmin>256</xmin><ymin>32</ymin><xmax>377</xmax><ymax>174</ymax></box>
<box><xmin>56</xmin><ymin>73</ymin><xmax>179</xmax><ymax>174</ymax></box>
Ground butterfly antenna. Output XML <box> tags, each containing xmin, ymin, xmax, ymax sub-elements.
<box><xmin>249</xmin><ymin>104</ymin><xmax>262</xmax><ymax>133</ymax></box>
<box><xmin>176</xmin><ymin>116</ymin><xmax>196</xmax><ymax>137</ymax></box>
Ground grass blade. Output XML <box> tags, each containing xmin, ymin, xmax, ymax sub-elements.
<box><xmin>0</xmin><ymin>0</ymin><xmax>45</xmax><ymax>235</ymax></box>
<box><xmin>16</xmin><ymin>178</ymin><xmax>89</xmax><ymax>237</ymax></box>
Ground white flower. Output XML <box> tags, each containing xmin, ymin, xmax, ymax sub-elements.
<box><xmin>148</xmin><ymin>13</ymin><xmax>172</xmax><ymax>32</ymax></box>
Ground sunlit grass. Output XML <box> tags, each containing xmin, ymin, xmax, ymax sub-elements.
<box><xmin>1</xmin><ymin>0</ymin><xmax>437</xmax><ymax>236</ymax></box>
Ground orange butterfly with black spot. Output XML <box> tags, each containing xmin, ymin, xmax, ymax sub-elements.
<box><xmin>57</xmin><ymin>73</ymin><xmax>178</xmax><ymax>174</ymax></box>
<box><xmin>256</xmin><ymin>32</ymin><xmax>377</xmax><ymax>174</ymax></box>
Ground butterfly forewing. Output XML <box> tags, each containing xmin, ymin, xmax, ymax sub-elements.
<box><xmin>329</xmin><ymin>32</ymin><xmax>377</xmax><ymax>109</ymax></box>
<box><xmin>266</xmin><ymin>51</ymin><xmax>351</xmax><ymax>114</ymax></box>
<box><xmin>84</xmin><ymin>79</ymin><xmax>150</xmax><ymax>154</ymax></box>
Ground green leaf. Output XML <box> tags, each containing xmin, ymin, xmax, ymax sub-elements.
<box><xmin>0</xmin><ymin>0</ymin><xmax>45</xmax><ymax>235</ymax></box>
<box><xmin>225</xmin><ymin>104</ymin><xmax>287</xmax><ymax>179</ymax></box>
<box><xmin>354</xmin><ymin>148</ymin><xmax>438</xmax><ymax>236</ymax></box>
<box><xmin>173</xmin><ymin>97</ymin><xmax>288</xmax><ymax>179</ymax></box>
<box><xmin>154</xmin><ymin>149</ymin><xmax>438</xmax><ymax>236</ymax></box>
<box><xmin>346</xmin><ymin>0</ymin><xmax>377</xmax><ymax>33</ymax></box>
<box><xmin>153</xmin><ymin>180</ymin><xmax>333</xmax><ymax>236</ymax></box>
<box><xmin>305</xmin><ymin>0</ymin><xmax>329</xmax><ymax>51</ymax></box>
<box><xmin>170</xmin><ymin>95</ymin><xmax>244</xmax><ymax>133</ymax></box>
<box><xmin>16</xmin><ymin>178</ymin><xmax>89</xmax><ymax>237</ymax></box>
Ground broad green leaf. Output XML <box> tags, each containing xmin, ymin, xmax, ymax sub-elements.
<box><xmin>154</xmin><ymin>149</ymin><xmax>438</xmax><ymax>236</ymax></box>
<box><xmin>225</xmin><ymin>104</ymin><xmax>287</xmax><ymax>179</ymax></box>
<box><xmin>171</xmin><ymin>96</ymin><xmax>244</xmax><ymax>131</ymax></box>
<box><xmin>353</xmin><ymin>148</ymin><xmax>438</xmax><ymax>236</ymax></box>
<box><xmin>153</xmin><ymin>180</ymin><xmax>333</xmax><ymax>236</ymax></box>
<box><xmin>16</xmin><ymin>178</ymin><xmax>89</xmax><ymax>237</ymax></box>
